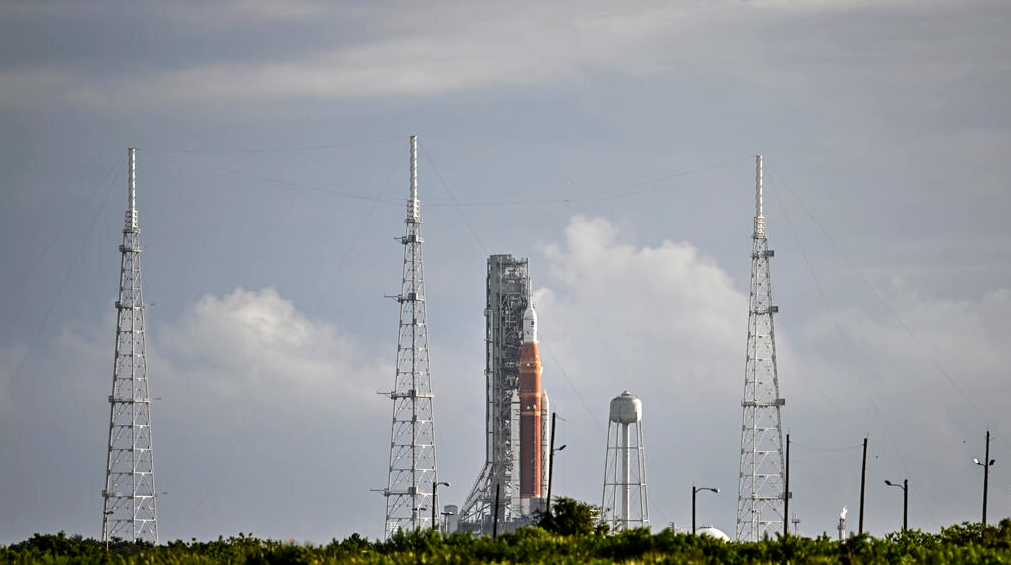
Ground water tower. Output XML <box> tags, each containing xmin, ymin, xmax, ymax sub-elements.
<box><xmin>601</xmin><ymin>391</ymin><xmax>649</xmax><ymax>531</ymax></box>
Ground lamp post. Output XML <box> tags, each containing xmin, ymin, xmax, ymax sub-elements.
<box><xmin>103</xmin><ymin>510</ymin><xmax>114</xmax><ymax>551</ymax></box>
<box><xmin>440</xmin><ymin>509</ymin><xmax>455</xmax><ymax>535</ymax></box>
<box><xmin>546</xmin><ymin>444</ymin><xmax>566</xmax><ymax>514</ymax></box>
<box><xmin>691</xmin><ymin>485</ymin><xmax>719</xmax><ymax>534</ymax></box>
<box><xmin>546</xmin><ymin>411</ymin><xmax>566</xmax><ymax>514</ymax></box>
<box><xmin>884</xmin><ymin>479</ymin><xmax>908</xmax><ymax>532</ymax></box>
<box><xmin>432</xmin><ymin>481</ymin><xmax>450</xmax><ymax>531</ymax></box>
<box><xmin>974</xmin><ymin>430</ymin><xmax>996</xmax><ymax>525</ymax></box>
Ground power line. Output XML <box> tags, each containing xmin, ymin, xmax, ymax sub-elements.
<box><xmin>768</xmin><ymin>169</ymin><xmax>938</xmax><ymax>528</ymax></box>
<box><xmin>0</xmin><ymin>159</ymin><xmax>123</xmax><ymax>412</ymax></box>
<box><xmin>771</xmin><ymin>169</ymin><xmax>998</xmax><ymax>443</ymax></box>
<box><xmin>143</xmin><ymin>151</ymin><xmax>402</xmax><ymax>204</ymax></box>
<box><xmin>0</xmin><ymin>156</ymin><xmax>122</xmax><ymax>310</ymax></box>
<box><xmin>419</xmin><ymin>147</ymin><xmax>488</xmax><ymax>255</ymax></box>
<box><xmin>188</xmin><ymin>145</ymin><xmax>403</xmax><ymax>519</ymax></box>
<box><xmin>137</xmin><ymin>136</ymin><xmax>405</xmax><ymax>154</ymax></box>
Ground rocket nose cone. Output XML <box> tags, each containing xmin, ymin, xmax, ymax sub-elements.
<box><xmin>523</xmin><ymin>303</ymin><xmax>538</xmax><ymax>343</ymax></box>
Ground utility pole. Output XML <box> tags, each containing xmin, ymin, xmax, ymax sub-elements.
<box><xmin>974</xmin><ymin>430</ymin><xmax>996</xmax><ymax>525</ymax></box>
<box><xmin>859</xmin><ymin>437</ymin><xmax>867</xmax><ymax>535</ymax></box>
<box><xmin>493</xmin><ymin>484</ymin><xmax>501</xmax><ymax>537</ymax></box>
<box><xmin>546</xmin><ymin>412</ymin><xmax>558</xmax><ymax>513</ymax></box>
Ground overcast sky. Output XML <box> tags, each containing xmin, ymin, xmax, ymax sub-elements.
<box><xmin>1</xmin><ymin>0</ymin><xmax>1009</xmax><ymax>544</ymax></box>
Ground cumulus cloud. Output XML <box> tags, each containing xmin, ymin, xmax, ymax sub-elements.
<box><xmin>529</xmin><ymin>215</ymin><xmax>1010</xmax><ymax>535</ymax></box>
<box><xmin>525</xmin><ymin>216</ymin><xmax>751</xmax><ymax>529</ymax></box>
<box><xmin>0</xmin><ymin>287</ymin><xmax>396</xmax><ymax>543</ymax></box>
<box><xmin>536</xmin><ymin>215</ymin><xmax>747</xmax><ymax>401</ymax></box>
<box><xmin>1</xmin><ymin>216</ymin><xmax>1008</xmax><ymax>542</ymax></box>
<box><xmin>157</xmin><ymin>287</ymin><xmax>389</xmax><ymax>412</ymax></box>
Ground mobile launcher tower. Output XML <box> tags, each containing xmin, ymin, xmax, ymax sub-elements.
<box><xmin>458</xmin><ymin>255</ymin><xmax>550</xmax><ymax>533</ymax></box>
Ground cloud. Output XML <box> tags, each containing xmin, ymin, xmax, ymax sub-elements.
<box><xmin>5</xmin><ymin>0</ymin><xmax>1004</xmax><ymax>109</ymax></box>
<box><xmin>524</xmin><ymin>215</ymin><xmax>751</xmax><ymax>529</ymax></box>
<box><xmin>0</xmin><ymin>68</ymin><xmax>72</xmax><ymax>110</ymax></box>
<box><xmin>768</xmin><ymin>278</ymin><xmax>1011</xmax><ymax>534</ymax></box>
<box><xmin>798</xmin><ymin>284</ymin><xmax>1011</xmax><ymax>420</ymax></box>
<box><xmin>536</xmin><ymin>215</ymin><xmax>747</xmax><ymax>401</ymax></box>
<box><xmin>157</xmin><ymin>287</ymin><xmax>388</xmax><ymax>410</ymax></box>
<box><xmin>0</xmin><ymin>287</ymin><xmax>395</xmax><ymax>543</ymax></box>
<box><xmin>529</xmin><ymin>215</ymin><xmax>1011</xmax><ymax>535</ymax></box>
<box><xmin>1</xmin><ymin>216</ymin><xmax>1008</xmax><ymax>542</ymax></box>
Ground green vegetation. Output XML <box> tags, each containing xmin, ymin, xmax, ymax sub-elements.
<box><xmin>536</xmin><ymin>496</ymin><xmax>608</xmax><ymax>536</ymax></box>
<box><xmin>4</xmin><ymin>511</ymin><xmax>1011</xmax><ymax>564</ymax></box>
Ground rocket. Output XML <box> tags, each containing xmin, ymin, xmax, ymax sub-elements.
<box><xmin>519</xmin><ymin>301</ymin><xmax>543</xmax><ymax>499</ymax></box>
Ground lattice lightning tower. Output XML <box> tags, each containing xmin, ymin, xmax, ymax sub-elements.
<box><xmin>383</xmin><ymin>135</ymin><xmax>440</xmax><ymax>538</ymax></box>
<box><xmin>102</xmin><ymin>148</ymin><xmax>159</xmax><ymax>543</ymax></box>
<box><xmin>736</xmin><ymin>155</ymin><xmax>786</xmax><ymax>541</ymax></box>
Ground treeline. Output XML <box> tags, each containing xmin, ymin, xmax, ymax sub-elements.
<box><xmin>3</xmin><ymin>519</ymin><xmax>1011</xmax><ymax>564</ymax></box>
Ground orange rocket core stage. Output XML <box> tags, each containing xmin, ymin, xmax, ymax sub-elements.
<box><xmin>519</xmin><ymin>303</ymin><xmax>543</xmax><ymax>500</ymax></box>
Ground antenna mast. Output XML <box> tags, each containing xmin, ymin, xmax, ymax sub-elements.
<box><xmin>102</xmin><ymin>148</ymin><xmax>159</xmax><ymax>543</ymax></box>
<box><xmin>382</xmin><ymin>135</ymin><xmax>440</xmax><ymax>538</ymax></box>
<box><xmin>736</xmin><ymin>155</ymin><xmax>786</xmax><ymax>541</ymax></box>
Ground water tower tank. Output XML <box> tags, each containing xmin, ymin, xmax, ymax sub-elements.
<box><xmin>609</xmin><ymin>391</ymin><xmax>642</xmax><ymax>424</ymax></box>
<box><xmin>601</xmin><ymin>390</ymin><xmax>649</xmax><ymax>531</ymax></box>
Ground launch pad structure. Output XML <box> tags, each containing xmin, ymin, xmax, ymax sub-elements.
<box><xmin>458</xmin><ymin>255</ymin><xmax>550</xmax><ymax>533</ymax></box>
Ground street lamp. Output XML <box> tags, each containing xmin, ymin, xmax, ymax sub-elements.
<box><xmin>546</xmin><ymin>410</ymin><xmax>566</xmax><ymax>514</ymax></box>
<box><xmin>417</xmin><ymin>506</ymin><xmax>427</xmax><ymax>527</ymax></box>
<box><xmin>432</xmin><ymin>481</ymin><xmax>450</xmax><ymax>531</ymax></box>
<box><xmin>440</xmin><ymin>509</ymin><xmax>455</xmax><ymax>535</ymax></box>
<box><xmin>974</xmin><ymin>430</ymin><xmax>996</xmax><ymax>525</ymax></box>
<box><xmin>884</xmin><ymin>479</ymin><xmax>908</xmax><ymax>532</ymax></box>
<box><xmin>691</xmin><ymin>485</ymin><xmax>719</xmax><ymax>534</ymax></box>
<box><xmin>546</xmin><ymin>444</ymin><xmax>566</xmax><ymax>514</ymax></box>
<box><xmin>103</xmin><ymin>510</ymin><xmax>114</xmax><ymax>551</ymax></box>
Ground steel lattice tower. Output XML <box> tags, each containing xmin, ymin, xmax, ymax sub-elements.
<box><xmin>459</xmin><ymin>255</ymin><xmax>530</xmax><ymax>532</ymax></box>
<box><xmin>382</xmin><ymin>135</ymin><xmax>440</xmax><ymax>538</ymax></box>
<box><xmin>102</xmin><ymin>148</ymin><xmax>159</xmax><ymax>543</ymax></box>
<box><xmin>736</xmin><ymin>155</ymin><xmax>786</xmax><ymax>541</ymax></box>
